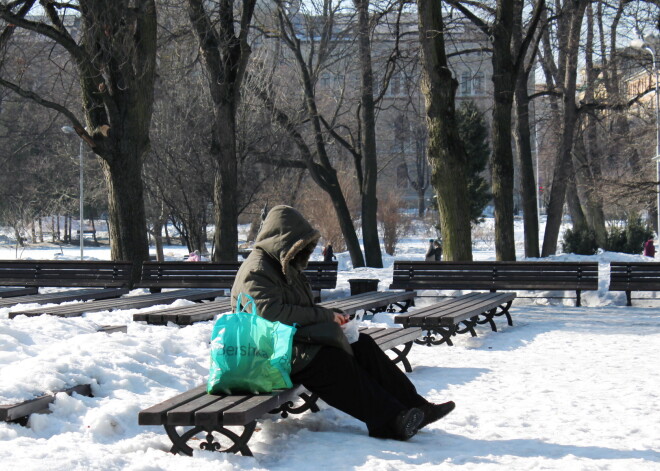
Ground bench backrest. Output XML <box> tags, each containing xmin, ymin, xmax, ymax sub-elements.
<box><xmin>0</xmin><ymin>260</ymin><xmax>133</xmax><ymax>288</ymax></box>
<box><xmin>609</xmin><ymin>262</ymin><xmax>660</xmax><ymax>291</ymax></box>
<box><xmin>390</xmin><ymin>261</ymin><xmax>599</xmax><ymax>291</ymax></box>
<box><xmin>136</xmin><ymin>260</ymin><xmax>338</xmax><ymax>291</ymax></box>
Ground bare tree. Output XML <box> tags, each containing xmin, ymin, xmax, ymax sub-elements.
<box><xmin>184</xmin><ymin>0</ymin><xmax>256</xmax><ymax>261</ymax></box>
<box><xmin>0</xmin><ymin>1</ymin><xmax>157</xmax><ymax>280</ymax></box>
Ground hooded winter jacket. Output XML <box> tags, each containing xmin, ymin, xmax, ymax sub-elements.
<box><xmin>231</xmin><ymin>205</ymin><xmax>351</xmax><ymax>374</ymax></box>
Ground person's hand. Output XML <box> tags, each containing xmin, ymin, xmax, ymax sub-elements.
<box><xmin>333</xmin><ymin>313</ymin><xmax>349</xmax><ymax>325</ymax></box>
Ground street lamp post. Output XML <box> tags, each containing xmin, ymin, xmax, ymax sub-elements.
<box><xmin>631</xmin><ymin>38</ymin><xmax>660</xmax><ymax>237</ymax></box>
<box><xmin>61</xmin><ymin>126</ymin><xmax>84</xmax><ymax>260</ymax></box>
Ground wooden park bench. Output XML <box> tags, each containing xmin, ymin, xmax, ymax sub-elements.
<box><xmin>320</xmin><ymin>290</ymin><xmax>416</xmax><ymax>318</ymax></box>
<box><xmin>133</xmin><ymin>290</ymin><xmax>416</xmax><ymax>327</ymax></box>
<box><xmin>8</xmin><ymin>288</ymin><xmax>224</xmax><ymax>319</ymax></box>
<box><xmin>136</xmin><ymin>261</ymin><xmax>338</xmax><ymax>301</ymax></box>
<box><xmin>0</xmin><ymin>384</ymin><xmax>92</xmax><ymax>425</ymax></box>
<box><xmin>390</xmin><ymin>261</ymin><xmax>598</xmax><ymax>306</ymax></box>
<box><xmin>133</xmin><ymin>299</ymin><xmax>232</xmax><ymax>326</ymax></box>
<box><xmin>0</xmin><ymin>260</ymin><xmax>132</xmax><ymax>308</ymax></box>
<box><xmin>138</xmin><ymin>325</ymin><xmax>422</xmax><ymax>457</ymax></box>
<box><xmin>609</xmin><ymin>262</ymin><xmax>660</xmax><ymax>306</ymax></box>
<box><xmin>394</xmin><ymin>292</ymin><xmax>516</xmax><ymax>346</ymax></box>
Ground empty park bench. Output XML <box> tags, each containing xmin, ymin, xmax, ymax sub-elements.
<box><xmin>138</xmin><ymin>325</ymin><xmax>422</xmax><ymax>457</ymax></box>
<box><xmin>0</xmin><ymin>260</ymin><xmax>132</xmax><ymax>309</ymax></box>
<box><xmin>133</xmin><ymin>290</ymin><xmax>416</xmax><ymax>327</ymax></box>
<box><xmin>136</xmin><ymin>261</ymin><xmax>338</xmax><ymax>301</ymax></box>
<box><xmin>8</xmin><ymin>287</ymin><xmax>224</xmax><ymax>319</ymax></box>
<box><xmin>320</xmin><ymin>290</ymin><xmax>416</xmax><ymax>318</ymax></box>
<box><xmin>390</xmin><ymin>261</ymin><xmax>598</xmax><ymax>306</ymax></box>
<box><xmin>394</xmin><ymin>292</ymin><xmax>516</xmax><ymax>346</ymax></box>
<box><xmin>0</xmin><ymin>385</ymin><xmax>93</xmax><ymax>425</ymax></box>
<box><xmin>609</xmin><ymin>262</ymin><xmax>660</xmax><ymax>306</ymax></box>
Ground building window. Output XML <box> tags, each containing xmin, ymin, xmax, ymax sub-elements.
<box><xmin>320</xmin><ymin>72</ymin><xmax>331</xmax><ymax>87</ymax></box>
<box><xmin>473</xmin><ymin>72</ymin><xmax>484</xmax><ymax>95</ymax></box>
<box><xmin>460</xmin><ymin>71</ymin><xmax>471</xmax><ymax>95</ymax></box>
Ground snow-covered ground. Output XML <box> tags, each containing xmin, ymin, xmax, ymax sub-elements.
<box><xmin>1</xmin><ymin>219</ymin><xmax>659</xmax><ymax>470</ymax></box>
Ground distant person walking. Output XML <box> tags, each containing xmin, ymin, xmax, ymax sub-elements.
<box><xmin>425</xmin><ymin>239</ymin><xmax>442</xmax><ymax>261</ymax></box>
<box><xmin>433</xmin><ymin>240</ymin><xmax>442</xmax><ymax>261</ymax></box>
<box><xmin>424</xmin><ymin>239</ymin><xmax>435</xmax><ymax>261</ymax></box>
<box><xmin>643</xmin><ymin>238</ymin><xmax>656</xmax><ymax>258</ymax></box>
<box><xmin>323</xmin><ymin>243</ymin><xmax>336</xmax><ymax>262</ymax></box>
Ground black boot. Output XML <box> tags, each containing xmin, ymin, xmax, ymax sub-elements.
<box><xmin>419</xmin><ymin>401</ymin><xmax>456</xmax><ymax>429</ymax></box>
<box><xmin>370</xmin><ymin>407</ymin><xmax>425</xmax><ymax>441</ymax></box>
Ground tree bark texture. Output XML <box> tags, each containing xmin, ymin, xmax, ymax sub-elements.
<box><xmin>354</xmin><ymin>0</ymin><xmax>383</xmax><ymax>268</ymax></box>
<box><xmin>514</xmin><ymin>71</ymin><xmax>540</xmax><ymax>257</ymax></box>
<box><xmin>490</xmin><ymin>0</ymin><xmax>517</xmax><ymax>261</ymax></box>
<box><xmin>417</xmin><ymin>0</ymin><xmax>473</xmax><ymax>261</ymax></box>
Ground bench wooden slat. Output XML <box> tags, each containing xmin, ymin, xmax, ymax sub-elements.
<box><xmin>9</xmin><ymin>289</ymin><xmax>225</xmax><ymax>319</ymax></box>
<box><xmin>608</xmin><ymin>262</ymin><xmax>660</xmax><ymax>305</ymax></box>
<box><xmin>135</xmin><ymin>261</ymin><xmax>337</xmax><ymax>292</ymax></box>
<box><xmin>0</xmin><ymin>384</ymin><xmax>92</xmax><ymax>422</ymax></box>
<box><xmin>219</xmin><ymin>389</ymin><xmax>304</xmax><ymax>426</ymax></box>
<box><xmin>134</xmin><ymin>299</ymin><xmax>232</xmax><ymax>325</ymax></box>
<box><xmin>0</xmin><ymin>287</ymin><xmax>129</xmax><ymax>309</ymax></box>
<box><xmin>390</xmin><ymin>261</ymin><xmax>596</xmax><ymax>306</ymax></box>
<box><xmin>139</xmin><ymin>385</ymin><xmax>208</xmax><ymax>425</ymax></box>
<box><xmin>0</xmin><ymin>287</ymin><xmax>39</xmax><ymax>298</ymax></box>
<box><xmin>0</xmin><ymin>260</ymin><xmax>133</xmax><ymax>288</ymax></box>
<box><xmin>395</xmin><ymin>292</ymin><xmax>516</xmax><ymax>327</ymax></box>
<box><xmin>168</xmin><ymin>394</ymin><xmax>235</xmax><ymax>425</ymax></box>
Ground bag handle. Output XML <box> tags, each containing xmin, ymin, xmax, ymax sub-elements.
<box><xmin>236</xmin><ymin>293</ymin><xmax>258</xmax><ymax>316</ymax></box>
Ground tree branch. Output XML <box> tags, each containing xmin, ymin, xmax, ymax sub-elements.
<box><xmin>0</xmin><ymin>76</ymin><xmax>94</xmax><ymax>146</ymax></box>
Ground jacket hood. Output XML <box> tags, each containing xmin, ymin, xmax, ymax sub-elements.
<box><xmin>254</xmin><ymin>205</ymin><xmax>320</xmax><ymax>281</ymax></box>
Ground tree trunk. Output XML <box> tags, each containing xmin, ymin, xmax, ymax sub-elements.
<box><xmin>102</xmin><ymin>154</ymin><xmax>149</xmax><ymax>274</ymax></box>
<box><xmin>490</xmin><ymin>0</ymin><xmax>517</xmax><ymax>261</ymax></box>
<box><xmin>541</xmin><ymin>0</ymin><xmax>588</xmax><ymax>256</ymax></box>
<box><xmin>417</xmin><ymin>0</ymin><xmax>473</xmax><ymax>261</ymax></box>
<box><xmin>64</xmin><ymin>215</ymin><xmax>69</xmax><ymax>243</ymax></box>
<box><xmin>90</xmin><ymin>217</ymin><xmax>98</xmax><ymax>246</ymax></box>
<box><xmin>354</xmin><ymin>0</ymin><xmax>382</xmax><ymax>268</ymax></box>
<box><xmin>187</xmin><ymin>0</ymin><xmax>255</xmax><ymax>262</ymax></box>
<box><xmin>417</xmin><ymin>187</ymin><xmax>426</xmax><ymax>217</ymax></box>
<box><xmin>577</xmin><ymin>4</ymin><xmax>607</xmax><ymax>246</ymax></box>
<box><xmin>513</xmin><ymin>72</ymin><xmax>540</xmax><ymax>257</ymax></box>
<box><xmin>153</xmin><ymin>219</ymin><xmax>165</xmax><ymax>262</ymax></box>
<box><xmin>566</xmin><ymin>168</ymin><xmax>588</xmax><ymax>231</ymax></box>
<box><xmin>211</xmin><ymin>106</ymin><xmax>239</xmax><ymax>261</ymax></box>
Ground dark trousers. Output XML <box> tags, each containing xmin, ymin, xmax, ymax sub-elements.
<box><xmin>290</xmin><ymin>333</ymin><xmax>427</xmax><ymax>434</ymax></box>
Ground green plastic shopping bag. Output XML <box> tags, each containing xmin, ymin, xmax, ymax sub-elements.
<box><xmin>207</xmin><ymin>293</ymin><xmax>296</xmax><ymax>394</ymax></box>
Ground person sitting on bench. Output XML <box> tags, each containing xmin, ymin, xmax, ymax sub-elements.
<box><xmin>231</xmin><ymin>205</ymin><xmax>455</xmax><ymax>441</ymax></box>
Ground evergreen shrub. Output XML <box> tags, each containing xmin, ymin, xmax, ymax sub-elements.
<box><xmin>603</xmin><ymin>217</ymin><xmax>654</xmax><ymax>254</ymax></box>
<box><xmin>561</xmin><ymin>227</ymin><xmax>598</xmax><ymax>255</ymax></box>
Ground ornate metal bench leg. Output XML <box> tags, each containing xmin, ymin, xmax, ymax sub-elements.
<box><xmin>389</xmin><ymin>341</ymin><xmax>413</xmax><ymax>372</ymax></box>
<box><xmin>498</xmin><ymin>300</ymin><xmax>513</xmax><ymax>326</ymax></box>
<box><xmin>164</xmin><ymin>422</ymin><xmax>256</xmax><ymax>457</ymax></box>
<box><xmin>475</xmin><ymin>308</ymin><xmax>498</xmax><ymax>332</ymax></box>
<box><xmin>272</xmin><ymin>392</ymin><xmax>320</xmax><ymax>418</ymax></box>
<box><xmin>456</xmin><ymin>318</ymin><xmax>478</xmax><ymax>337</ymax></box>
<box><xmin>415</xmin><ymin>328</ymin><xmax>453</xmax><ymax>346</ymax></box>
<box><xmin>388</xmin><ymin>300</ymin><xmax>413</xmax><ymax>313</ymax></box>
